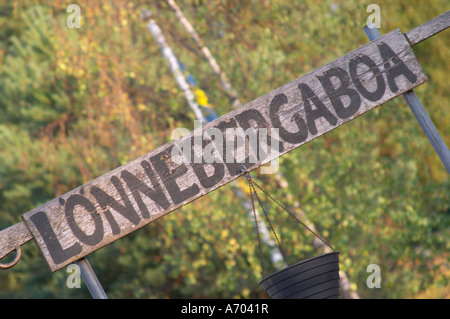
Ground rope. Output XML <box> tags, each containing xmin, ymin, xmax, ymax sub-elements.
<box><xmin>251</xmin><ymin>180</ymin><xmax>335</xmax><ymax>252</ymax></box>
<box><xmin>241</xmin><ymin>167</ymin><xmax>335</xmax><ymax>273</ymax></box>
<box><xmin>248</xmin><ymin>176</ymin><xmax>265</xmax><ymax>277</ymax></box>
<box><xmin>249</xmin><ymin>181</ymin><xmax>290</xmax><ymax>266</ymax></box>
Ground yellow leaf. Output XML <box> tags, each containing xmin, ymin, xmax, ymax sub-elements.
<box><xmin>221</xmin><ymin>229</ymin><xmax>229</xmax><ymax>239</ymax></box>
<box><xmin>195</xmin><ymin>89</ymin><xmax>209</xmax><ymax>106</ymax></box>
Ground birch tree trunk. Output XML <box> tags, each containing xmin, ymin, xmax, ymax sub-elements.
<box><xmin>164</xmin><ymin>0</ymin><xmax>241</xmax><ymax>108</ymax></box>
<box><xmin>143</xmin><ymin>10</ymin><xmax>206</xmax><ymax>124</ymax></box>
<box><xmin>144</xmin><ymin>9</ymin><xmax>286</xmax><ymax>273</ymax></box>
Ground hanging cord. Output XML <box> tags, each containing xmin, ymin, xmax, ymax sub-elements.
<box><xmin>251</xmin><ymin>180</ymin><xmax>335</xmax><ymax>252</ymax></box>
<box><xmin>247</xmin><ymin>174</ymin><xmax>266</xmax><ymax>277</ymax></box>
<box><xmin>243</xmin><ymin>167</ymin><xmax>289</xmax><ymax>278</ymax></box>
<box><xmin>240</xmin><ymin>166</ymin><xmax>335</xmax><ymax>276</ymax></box>
<box><xmin>249</xmin><ymin>181</ymin><xmax>290</xmax><ymax>266</ymax></box>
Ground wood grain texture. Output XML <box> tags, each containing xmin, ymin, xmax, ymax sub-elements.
<box><xmin>0</xmin><ymin>222</ymin><xmax>33</xmax><ymax>267</ymax></box>
<box><xmin>22</xmin><ymin>29</ymin><xmax>427</xmax><ymax>271</ymax></box>
<box><xmin>405</xmin><ymin>10</ymin><xmax>449</xmax><ymax>46</ymax></box>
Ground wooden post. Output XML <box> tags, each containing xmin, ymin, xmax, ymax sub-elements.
<box><xmin>364</xmin><ymin>23</ymin><xmax>450</xmax><ymax>173</ymax></box>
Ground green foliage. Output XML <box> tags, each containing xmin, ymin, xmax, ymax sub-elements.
<box><xmin>0</xmin><ymin>0</ymin><xmax>448</xmax><ymax>299</ymax></box>
<box><xmin>0</xmin><ymin>5</ymin><xmax>71</xmax><ymax>131</ymax></box>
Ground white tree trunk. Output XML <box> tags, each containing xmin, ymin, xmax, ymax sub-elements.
<box><xmin>164</xmin><ymin>0</ymin><xmax>241</xmax><ymax>108</ymax></box>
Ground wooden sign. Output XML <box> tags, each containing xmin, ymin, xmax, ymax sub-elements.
<box><xmin>22</xmin><ymin>29</ymin><xmax>427</xmax><ymax>271</ymax></box>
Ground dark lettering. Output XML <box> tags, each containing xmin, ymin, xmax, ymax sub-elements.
<box><xmin>90</xmin><ymin>176</ymin><xmax>141</xmax><ymax>235</ymax></box>
<box><xmin>235</xmin><ymin>108</ymin><xmax>284</xmax><ymax>159</ymax></box>
<box><xmin>30</xmin><ymin>211</ymin><xmax>82</xmax><ymax>265</ymax></box>
<box><xmin>349</xmin><ymin>54</ymin><xmax>385</xmax><ymax>101</ymax></box>
<box><xmin>120</xmin><ymin>163</ymin><xmax>170</xmax><ymax>219</ymax></box>
<box><xmin>269</xmin><ymin>93</ymin><xmax>308</xmax><ymax>144</ymax></box>
<box><xmin>298</xmin><ymin>83</ymin><xmax>338</xmax><ymax>135</ymax></box>
<box><xmin>65</xmin><ymin>194</ymin><xmax>104</xmax><ymax>246</ymax></box>
<box><xmin>150</xmin><ymin>146</ymin><xmax>200</xmax><ymax>205</ymax></box>
<box><xmin>188</xmin><ymin>136</ymin><xmax>225</xmax><ymax>189</ymax></box>
<box><xmin>215</xmin><ymin>118</ymin><xmax>247</xmax><ymax>176</ymax></box>
<box><xmin>378</xmin><ymin>42</ymin><xmax>417</xmax><ymax>93</ymax></box>
<box><xmin>317</xmin><ymin>67</ymin><xmax>361</xmax><ymax>119</ymax></box>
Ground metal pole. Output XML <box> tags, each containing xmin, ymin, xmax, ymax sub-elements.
<box><xmin>75</xmin><ymin>257</ymin><xmax>108</xmax><ymax>299</ymax></box>
<box><xmin>364</xmin><ymin>23</ymin><xmax>450</xmax><ymax>174</ymax></box>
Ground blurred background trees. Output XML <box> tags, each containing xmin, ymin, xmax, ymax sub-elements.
<box><xmin>0</xmin><ymin>0</ymin><xmax>448</xmax><ymax>298</ymax></box>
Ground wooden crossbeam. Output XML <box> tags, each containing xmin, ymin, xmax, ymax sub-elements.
<box><xmin>3</xmin><ymin>9</ymin><xmax>449</xmax><ymax>271</ymax></box>
<box><xmin>405</xmin><ymin>11</ymin><xmax>449</xmax><ymax>46</ymax></box>
<box><xmin>11</xmin><ymin>29</ymin><xmax>427</xmax><ymax>271</ymax></box>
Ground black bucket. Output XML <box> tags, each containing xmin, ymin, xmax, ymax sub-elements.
<box><xmin>258</xmin><ymin>251</ymin><xmax>340</xmax><ymax>299</ymax></box>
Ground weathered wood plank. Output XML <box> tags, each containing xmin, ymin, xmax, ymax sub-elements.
<box><xmin>405</xmin><ymin>10</ymin><xmax>450</xmax><ymax>46</ymax></box>
<box><xmin>0</xmin><ymin>222</ymin><xmax>33</xmax><ymax>268</ymax></box>
<box><xmin>22</xmin><ymin>29</ymin><xmax>427</xmax><ymax>271</ymax></box>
